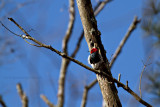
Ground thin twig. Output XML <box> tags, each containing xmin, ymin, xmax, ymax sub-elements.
<box><xmin>71</xmin><ymin>31</ymin><xmax>84</xmax><ymax>58</ymax></box>
<box><xmin>94</xmin><ymin>0</ymin><xmax>112</xmax><ymax>16</ymax></box>
<box><xmin>8</xmin><ymin>18</ymin><xmax>30</xmax><ymax>36</ymax></box>
<box><xmin>139</xmin><ymin>56</ymin><xmax>151</xmax><ymax>98</ymax></box>
<box><xmin>58</xmin><ymin>0</ymin><xmax>75</xmax><ymax>106</ymax></box>
<box><xmin>0</xmin><ymin>95</ymin><xmax>6</xmax><ymax>107</ymax></box>
<box><xmin>109</xmin><ymin>16</ymin><xmax>140</xmax><ymax>68</ymax></box>
<box><xmin>2</xmin><ymin>17</ymin><xmax>152</xmax><ymax>107</ymax></box>
<box><xmin>117</xmin><ymin>73</ymin><xmax>121</xmax><ymax>87</ymax></box>
<box><xmin>40</xmin><ymin>95</ymin><xmax>55</xmax><ymax>107</ymax></box>
<box><xmin>16</xmin><ymin>83</ymin><xmax>28</xmax><ymax>107</ymax></box>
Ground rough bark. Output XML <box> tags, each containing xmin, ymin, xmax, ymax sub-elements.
<box><xmin>76</xmin><ymin>0</ymin><xmax>122</xmax><ymax>106</ymax></box>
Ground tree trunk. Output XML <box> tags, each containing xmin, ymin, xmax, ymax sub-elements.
<box><xmin>76</xmin><ymin>0</ymin><xmax>122</xmax><ymax>106</ymax></box>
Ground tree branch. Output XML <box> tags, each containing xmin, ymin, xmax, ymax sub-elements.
<box><xmin>41</xmin><ymin>94</ymin><xmax>55</xmax><ymax>107</ymax></box>
<box><xmin>81</xmin><ymin>79</ymin><xmax>97</xmax><ymax>107</ymax></box>
<box><xmin>62</xmin><ymin>0</ymin><xmax>75</xmax><ymax>54</ymax></box>
<box><xmin>109</xmin><ymin>16</ymin><xmax>140</xmax><ymax>67</ymax></box>
<box><xmin>0</xmin><ymin>95</ymin><xmax>6</xmax><ymax>107</ymax></box>
<box><xmin>58</xmin><ymin>0</ymin><xmax>75</xmax><ymax>106</ymax></box>
<box><xmin>139</xmin><ymin>56</ymin><xmax>151</xmax><ymax>98</ymax></box>
<box><xmin>16</xmin><ymin>83</ymin><xmax>28</xmax><ymax>107</ymax></box>
<box><xmin>1</xmin><ymin>15</ymin><xmax>152</xmax><ymax>107</ymax></box>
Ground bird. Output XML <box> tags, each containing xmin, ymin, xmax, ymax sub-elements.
<box><xmin>88</xmin><ymin>48</ymin><xmax>103</xmax><ymax>69</ymax></box>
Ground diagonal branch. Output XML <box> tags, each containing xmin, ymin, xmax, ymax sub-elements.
<box><xmin>1</xmin><ymin>17</ymin><xmax>152</xmax><ymax>107</ymax></box>
<box><xmin>16</xmin><ymin>83</ymin><xmax>28</xmax><ymax>107</ymax></box>
<box><xmin>109</xmin><ymin>16</ymin><xmax>140</xmax><ymax>67</ymax></box>
<box><xmin>94</xmin><ymin>0</ymin><xmax>112</xmax><ymax>16</ymax></box>
<box><xmin>81</xmin><ymin>79</ymin><xmax>97</xmax><ymax>107</ymax></box>
<box><xmin>0</xmin><ymin>95</ymin><xmax>6</xmax><ymax>107</ymax></box>
<box><xmin>41</xmin><ymin>94</ymin><xmax>55</xmax><ymax>107</ymax></box>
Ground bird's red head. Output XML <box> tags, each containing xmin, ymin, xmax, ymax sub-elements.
<box><xmin>90</xmin><ymin>48</ymin><xmax>98</xmax><ymax>54</ymax></box>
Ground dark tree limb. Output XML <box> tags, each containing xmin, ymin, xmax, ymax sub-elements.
<box><xmin>0</xmin><ymin>95</ymin><xmax>6</xmax><ymax>107</ymax></box>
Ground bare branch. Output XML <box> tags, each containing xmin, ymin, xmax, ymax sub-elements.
<box><xmin>81</xmin><ymin>79</ymin><xmax>97</xmax><ymax>107</ymax></box>
<box><xmin>71</xmin><ymin>31</ymin><xmax>84</xmax><ymax>58</ymax></box>
<box><xmin>0</xmin><ymin>95</ymin><xmax>6</xmax><ymax>107</ymax></box>
<box><xmin>94</xmin><ymin>0</ymin><xmax>112</xmax><ymax>16</ymax></box>
<box><xmin>2</xmin><ymin>16</ymin><xmax>152</xmax><ymax>107</ymax></box>
<box><xmin>16</xmin><ymin>83</ymin><xmax>28</xmax><ymax>107</ymax></box>
<box><xmin>40</xmin><ymin>94</ymin><xmax>55</xmax><ymax>107</ymax></box>
<box><xmin>139</xmin><ymin>56</ymin><xmax>151</xmax><ymax>98</ymax></box>
<box><xmin>109</xmin><ymin>16</ymin><xmax>140</xmax><ymax>68</ymax></box>
<box><xmin>1</xmin><ymin>18</ymin><xmax>100</xmax><ymax>74</ymax></box>
<box><xmin>117</xmin><ymin>73</ymin><xmax>121</xmax><ymax>87</ymax></box>
<box><xmin>62</xmin><ymin>0</ymin><xmax>75</xmax><ymax>54</ymax></box>
<box><xmin>58</xmin><ymin>0</ymin><xmax>75</xmax><ymax>106</ymax></box>
<box><xmin>115</xmin><ymin>79</ymin><xmax>152</xmax><ymax>107</ymax></box>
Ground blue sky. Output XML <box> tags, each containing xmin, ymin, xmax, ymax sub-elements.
<box><xmin>0</xmin><ymin>0</ymin><xmax>153</xmax><ymax>107</ymax></box>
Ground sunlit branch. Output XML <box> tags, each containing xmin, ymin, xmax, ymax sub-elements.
<box><xmin>40</xmin><ymin>95</ymin><xmax>55</xmax><ymax>107</ymax></box>
<box><xmin>16</xmin><ymin>83</ymin><xmax>28</xmax><ymax>107</ymax></box>
<box><xmin>58</xmin><ymin>0</ymin><xmax>75</xmax><ymax>106</ymax></box>
<box><xmin>109</xmin><ymin>16</ymin><xmax>140</xmax><ymax>67</ymax></box>
<box><xmin>81</xmin><ymin>79</ymin><xmax>97</xmax><ymax>107</ymax></box>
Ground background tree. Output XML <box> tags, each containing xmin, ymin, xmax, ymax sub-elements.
<box><xmin>141</xmin><ymin>0</ymin><xmax>160</xmax><ymax>106</ymax></box>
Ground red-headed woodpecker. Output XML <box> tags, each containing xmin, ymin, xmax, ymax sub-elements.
<box><xmin>88</xmin><ymin>48</ymin><xmax>103</xmax><ymax>69</ymax></box>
